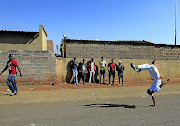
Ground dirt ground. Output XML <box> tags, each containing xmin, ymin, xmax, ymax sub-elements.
<box><xmin>0</xmin><ymin>78</ymin><xmax>179</xmax><ymax>92</ymax></box>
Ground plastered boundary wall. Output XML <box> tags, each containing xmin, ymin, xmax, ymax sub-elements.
<box><xmin>0</xmin><ymin>50</ymin><xmax>56</xmax><ymax>85</ymax></box>
<box><xmin>58</xmin><ymin>58</ymin><xmax>180</xmax><ymax>83</ymax></box>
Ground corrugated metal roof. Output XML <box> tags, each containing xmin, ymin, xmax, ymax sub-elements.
<box><xmin>65</xmin><ymin>39</ymin><xmax>154</xmax><ymax>44</ymax></box>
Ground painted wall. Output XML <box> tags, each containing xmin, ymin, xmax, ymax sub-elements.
<box><xmin>56</xmin><ymin>58</ymin><xmax>180</xmax><ymax>84</ymax></box>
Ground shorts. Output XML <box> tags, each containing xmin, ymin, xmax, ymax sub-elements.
<box><xmin>118</xmin><ymin>73</ymin><xmax>123</xmax><ymax>78</ymax></box>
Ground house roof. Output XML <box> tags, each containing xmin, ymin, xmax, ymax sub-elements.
<box><xmin>64</xmin><ymin>39</ymin><xmax>180</xmax><ymax>47</ymax></box>
<box><xmin>0</xmin><ymin>30</ymin><xmax>39</xmax><ymax>44</ymax></box>
<box><xmin>65</xmin><ymin>39</ymin><xmax>154</xmax><ymax>44</ymax></box>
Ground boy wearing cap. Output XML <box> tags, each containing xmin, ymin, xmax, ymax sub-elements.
<box><xmin>99</xmin><ymin>57</ymin><xmax>107</xmax><ymax>84</ymax></box>
<box><xmin>0</xmin><ymin>54</ymin><xmax>22</xmax><ymax>96</ymax></box>
<box><xmin>117</xmin><ymin>61</ymin><xmax>125</xmax><ymax>86</ymax></box>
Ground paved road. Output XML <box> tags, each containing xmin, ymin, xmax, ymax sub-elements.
<box><xmin>0</xmin><ymin>94</ymin><xmax>179</xmax><ymax>126</ymax></box>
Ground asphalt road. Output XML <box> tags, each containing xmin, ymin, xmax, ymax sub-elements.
<box><xmin>0</xmin><ymin>94</ymin><xmax>179</xmax><ymax>126</ymax></box>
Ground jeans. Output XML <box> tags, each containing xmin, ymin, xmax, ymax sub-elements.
<box><xmin>99</xmin><ymin>70</ymin><xmax>105</xmax><ymax>83</ymax></box>
<box><xmin>73</xmin><ymin>69</ymin><xmax>78</xmax><ymax>84</ymax></box>
<box><xmin>6</xmin><ymin>74</ymin><xmax>17</xmax><ymax>93</ymax></box>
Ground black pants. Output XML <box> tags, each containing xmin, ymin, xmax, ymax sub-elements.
<box><xmin>118</xmin><ymin>72</ymin><xmax>124</xmax><ymax>84</ymax></box>
<box><xmin>109</xmin><ymin>71</ymin><xmax>115</xmax><ymax>84</ymax></box>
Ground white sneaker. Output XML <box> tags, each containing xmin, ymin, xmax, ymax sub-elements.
<box><xmin>130</xmin><ymin>63</ymin><xmax>141</xmax><ymax>72</ymax></box>
<box><xmin>10</xmin><ymin>92</ymin><xmax>16</xmax><ymax>96</ymax></box>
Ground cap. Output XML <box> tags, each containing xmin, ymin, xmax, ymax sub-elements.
<box><xmin>119</xmin><ymin>60</ymin><xmax>121</xmax><ymax>63</ymax></box>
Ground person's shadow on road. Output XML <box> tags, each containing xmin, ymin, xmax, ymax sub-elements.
<box><xmin>82</xmin><ymin>104</ymin><xmax>136</xmax><ymax>109</ymax></box>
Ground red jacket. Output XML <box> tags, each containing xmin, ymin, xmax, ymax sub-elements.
<box><xmin>88</xmin><ymin>62</ymin><xmax>96</xmax><ymax>71</ymax></box>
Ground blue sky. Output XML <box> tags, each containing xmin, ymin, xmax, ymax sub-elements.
<box><xmin>0</xmin><ymin>0</ymin><xmax>179</xmax><ymax>51</ymax></box>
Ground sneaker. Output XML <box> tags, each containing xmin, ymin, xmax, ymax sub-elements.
<box><xmin>118</xmin><ymin>84</ymin><xmax>121</xmax><ymax>86</ymax></box>
<box><xmin>122</xmin><ymin>84</ymin><xmax>125</xmax><ymax>86</ymax></box>
<box><xmin>10</xmin><ymin>92</ymin><xmax>16</xmax><ymax>96</ymax></box>
<box><xmin>130</xmin><ymin>63</ymin><xmax>141</xmax><ymax>72</ymax></box>
<box><xmin>14</xmin><ymin>92</ymin><xmax>18</xmax><ymax>95</ymax></box>
<box><xmin>150</xmin><ymin>104</ymin><xmax>156</xmax><ymax>107</ymax></box>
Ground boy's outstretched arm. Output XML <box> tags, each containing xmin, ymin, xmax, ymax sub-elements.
<box><xmin>0</xmin><ymin>65</ymin><xmax>8</xmax><ymax>75</ymax></box>
<box><xmin>159</xmin><ymin>79</ymin><xmax>170</xmax><ymax>88</ymax></box>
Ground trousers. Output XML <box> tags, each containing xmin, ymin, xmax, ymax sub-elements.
<box><xmin>6</xmin><ymin>74</ymin><xmax>17</xmax><ymax>93</ymax></box>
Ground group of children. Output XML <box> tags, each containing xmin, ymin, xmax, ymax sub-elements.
<box><xmin>71</xmin><ymin>57</ymin><xmax>125</xmax><ymax>86</ymax></box>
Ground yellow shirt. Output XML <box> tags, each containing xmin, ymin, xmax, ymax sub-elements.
<box><xmin>99</xmin><ymin>60</ymin><xmax>107</xmax><ymax>70</ymax></box>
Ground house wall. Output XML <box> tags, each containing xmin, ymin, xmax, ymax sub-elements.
<box><xmin>0</xmin><ymin>25</ymin><xmax>47</xmax><ymax>53</ymax></box>
<box><xmin>39</xmin><ymin>25</ymin><xmax>47</xmax><ymax>51</ymax></box>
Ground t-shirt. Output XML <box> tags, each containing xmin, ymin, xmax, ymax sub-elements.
<box><xmin>81</xmin><ymin>64</ymin><xmax>87</xmax><ymax>73</ymax></box>
<box><xmin>99</xmin><ymin>60</ymin><xmax>107</xmax><ymax>70</ymax></box>
<box><xmin>108</xmin><ymin>63</ymin><xmax>117</xmax><ymax>72</ymax></box>
<box><xmin>150</xmin><ymin>65</ymin><xmax>160</xmax><ymax>80</ymax></box>
<box><xmin>91</xmin><ymin>62</ymin><xmax>94</xmax><ymax>71</ymax></box>
<box><xmin>7</xmin><ymin>59</ymin><xmax>18</xmax><ymax>75</ymax></box>
<box><xmin>73</xmin><ymin>61</ymin><xmax>78</xmax><ymax>70</ymax></box>
<box><xmin>117</xmin><ymin>65</ymin><xmax>124</xmax><ymax>73</ymax></box>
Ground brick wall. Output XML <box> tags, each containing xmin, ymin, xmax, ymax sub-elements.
<box><xmin>65</xmin><ymin>40</ymin><xmax>180</xmax><ymax>60</ymax></box>
<box><xmin>0</xmin><ymin>50</ymin><xmax>56</xmax><ymax>85</ymax></box>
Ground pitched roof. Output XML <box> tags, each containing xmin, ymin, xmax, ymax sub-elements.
<box><xmin>0</xmin><ymin>30</ymin><xmax>39</xmax><ymax>44</ymax></box>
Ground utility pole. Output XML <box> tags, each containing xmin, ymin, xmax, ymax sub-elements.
<box><xmin>175</xmin><ymin>0</ymin><xmax>177</xmax><ymax>45</ymax></box>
